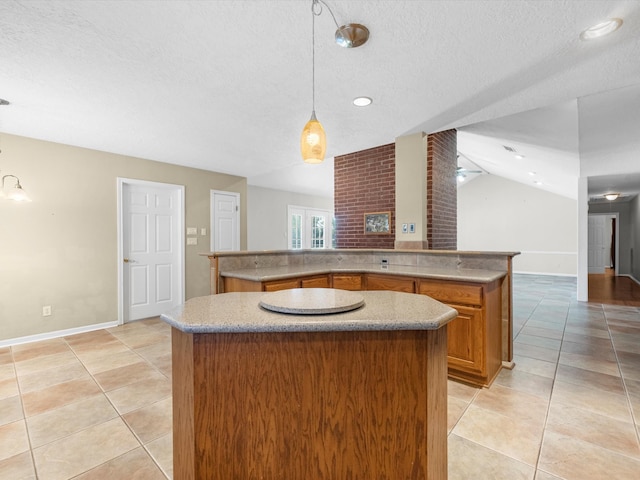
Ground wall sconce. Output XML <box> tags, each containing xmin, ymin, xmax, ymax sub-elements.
<box><xmin>1</xmin><ymin>100</ymin><xmax>30</xmax><ymax>202</ymax></box>
<box><xmin>1</xmin><ymin>174</ymin><xmax>31</xmax><ymax>202</ymax></box>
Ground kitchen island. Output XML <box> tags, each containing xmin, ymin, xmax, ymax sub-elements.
<box><xmin>204</xmin><ymin>249</ymin><xmax>519</xmax><ymax>387</ymax></box>
<box><xmin>162</xmin><ymin>288</ymin><xmax>457</xmax><ymax>479</ymax></box>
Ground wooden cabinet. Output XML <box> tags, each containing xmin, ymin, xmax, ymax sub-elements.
<box><xmin>366</xmin><ymin>274</ymin><xmax>415</xmax><ymax>293</ymax></box>
<box><xmin>332</xmin><ymin>274</ymin><xmax>363</xmax><ymax>291</ymax></box>
<box><xmin>264</xmin><ymin>278</ymin><xmax>301</xmax><ymax>291</ymax></box>
<box><xmin>418</xmin><ymin>279</ymin><xmax>502</xmax><ymax>387</ymax></box>
<box><xmin>300</xmin><ymin>275</ymin><xmax>331</xmax><ymax>288</ymax></box>
<box><xmin>222</xmin><ymin>270</ymin><xmax>503</xmax><ymax>387</ymax></box>
<box><xmin>225</xmin><ymin>274</ymin><xmax>331</xmax><ymax>293</ymax></box>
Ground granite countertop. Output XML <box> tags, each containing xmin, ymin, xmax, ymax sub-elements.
<box><xmin>203</xmin><ymin>249</ymin><xmax>520</xmax><ymax>257</ymax></box>
<box><xmin>219</xmin><ymin>263</ymin><xmax>506</xmax><ymax>283</ymax></box>
<box><xmin>161</xmin><ymin>289</ymin><xmax>458</xmax><ymax>334</ymax></box>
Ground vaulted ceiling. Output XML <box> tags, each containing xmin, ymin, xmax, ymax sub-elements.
<box><xmin>1</xmin><ymin>1</ymin><xmax>639</xmax><ymax>199</ymax></box>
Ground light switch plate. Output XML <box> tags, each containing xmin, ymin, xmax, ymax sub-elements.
<box><xmin>186</xmin><ymin>227</ymin><xmax>197</xmax><ymax>235</ymax></box>
<box><xmin>187</xmin><ymin>237</ymin><xmax>198</xmax><ymax>245</ymax></box>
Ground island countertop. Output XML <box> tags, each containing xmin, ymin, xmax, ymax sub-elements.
<box><xmin>160</xmin><ymin>289</ymin><xmax>458</xmax><ymax>334</ymax></box>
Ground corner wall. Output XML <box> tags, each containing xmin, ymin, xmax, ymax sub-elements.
<box><xmin>458</xmin><ymin>174</ymin><xmax>577</xmax><ymax>275</ymax></box>
<box><xmin>247</xmin><ymin>185</ymin><xmax>333</xmax><ymax>250</ymax></box>
<box><xmin>0</xmin><ymin>133</ymin><xmax>247</xmax><ymax>341</ymax></box>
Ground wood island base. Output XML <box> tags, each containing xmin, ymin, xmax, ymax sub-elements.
<box><xmin>171</xmin><ymin>326</ymin><xmax>448</xmax><ymax>479</ymax></box>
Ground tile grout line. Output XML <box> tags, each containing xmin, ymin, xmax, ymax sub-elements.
<box><xmin>8</xmin><ymin>344</ymin><xmax>39</xmax><ymax>479</ymax></box>
<box><xmin>602</xmin><ymin>306</ymin><xmax>640</xmax><ymax>448</ymax></box>
<box><xmin>528</xmin><ymin>286</ymin><xmax>572</xmax><ymax>479</ymax></box>
<box><xmin>70</xmin><ymin>326</ymin><xmax>172</xmax><ymax>479</ymax></box>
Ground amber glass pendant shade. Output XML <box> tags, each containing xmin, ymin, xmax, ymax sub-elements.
<box><xmin>300</xmin><ymin>110</ymin><xmax>326</xmax><ymax>164</ymax></box>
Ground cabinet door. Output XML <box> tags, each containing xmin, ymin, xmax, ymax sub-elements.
<box><xmin>332</xmin><ymin>274</ymin><xmax>363</xmax><ymax>291</ymax></box>
<box><xmin>263</xmin><ymin>279</ymin><xmax>301</xmax><ymax>291</ymax></box>
<box><xmin>366</xmin><ymin>274</ymin><xmax>415</xmax><ymax>293</ymax></box>
<box><xmin>301</xmin><ymin>275</ymin><xmax>331</xmax><ymax>288</ymax></box>
<box><xmin>446</xmin><ymin>304</ymin><xmax>485</xmax><ymax>377</ymax></box>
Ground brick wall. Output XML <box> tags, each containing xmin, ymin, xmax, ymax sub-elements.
<box><xmin>426</xmin><ymin>129</ymin><xmax>457</xmax><ymax>250</ymax></box>
<box><xmin>334</xmin><ymin>131</ymin><xmax>457</xmax><ymax>250</ymax></box>
<box><xmin>334</xmin><ymin>143</ymin><xmax>396</xmax><ymax>248</ymax></box>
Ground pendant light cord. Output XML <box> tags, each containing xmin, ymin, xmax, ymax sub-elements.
<box><xmin>311</xmin><ymin>0</ymin><xmax>318</xmax><ymax>113</ymax></box>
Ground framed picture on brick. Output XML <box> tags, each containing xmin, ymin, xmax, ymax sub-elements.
<box><xmin>364</xmin><ymin>212</ymin><xmax>391</xmax><ymax>234</ymax></box>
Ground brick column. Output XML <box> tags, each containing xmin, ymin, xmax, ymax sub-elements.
<box><xmin>426</xmin><ymin>130</ymin><xmax>457</xmax><ymax>250</ymax></box>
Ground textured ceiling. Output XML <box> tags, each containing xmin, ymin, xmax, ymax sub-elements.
<box><xmin>0</xmin><ymin>0</ymin><xmax>639</xmax><ymax>199</ymax></box>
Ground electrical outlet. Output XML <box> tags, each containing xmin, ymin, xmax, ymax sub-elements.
<box><xmin>200</xmin><ymin>227</ymin><xmax>207</xmax><ymax>236</ymax></box>
<box><xmin>42</xmin><ymin>305</ymin><xmax>52</xmax><ymax>317</ymax></box>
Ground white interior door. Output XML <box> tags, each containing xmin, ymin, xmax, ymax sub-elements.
<box><xmin>121</xmin><ymin>180</ymin><xmax>184</xmax><ymax>321</ymax></box>
<box><xmin>211</xmin><ymin>190</ymin><xmax>240</xmax><ymax>251</ymax></box>
<box><xmin>588</xmin><ymin>215</ymin><xmax>607</xmax><ymax>274</ymax></box>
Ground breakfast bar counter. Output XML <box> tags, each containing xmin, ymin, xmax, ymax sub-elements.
<box><xmin>162</xmin><ymin>289</ymin><xmax>457</xmax><ymax>479</ymax></box>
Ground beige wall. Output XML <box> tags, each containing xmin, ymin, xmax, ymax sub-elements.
<box><xmin>458</xmin><ymin>174</ymin><xmax>577</xmax><ymax>275</ymax></box>
<box><xmin>0</xmin><ymin>133</ymin><xmax>246</xmax><ymax>341</ymax></box>
<box><xmin>395</xmin><ymin>133</ymin><xmax>427</xmax><ymax>243</ymax></box>
<box><xmin>247</xmin><ymin>185</ymin><xmax>333</xmax><ymax>251</ymax></box>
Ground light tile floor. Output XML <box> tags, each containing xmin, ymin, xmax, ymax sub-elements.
<box><xmin>1</xmin><ymin>274</ymin><xmax>639</xmax><ymax>479</ymax></box>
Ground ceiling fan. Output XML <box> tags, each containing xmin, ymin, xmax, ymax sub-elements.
<box><xmin>456</xmin><ymin>153</ymin><xmax>483</xmax><ymax>182</ymax></box>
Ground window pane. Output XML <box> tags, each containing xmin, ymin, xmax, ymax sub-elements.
<box><xmin>311</xmin><ymin>215</ymin><xmax>325</xmax><ymax>249</ymax></box>
<box><xmin>291</xmin><ymin>214</ymin><xmax>302</xmax><ymax>249</ymax></box>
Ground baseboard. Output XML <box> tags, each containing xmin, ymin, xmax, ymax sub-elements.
<box><xmin>512</xmin><ymin>271</ymin><xmax>577</xmax><ymax>278</ymax></box>
<box><xmin>620</xmin><ymin>273</ymin><xmax>640</xmax><ymax>286</ymax></box>
<box><xmin>0</xmin><ymin>321</ymin><xmax>119</xmax><ymax>348</ymax></box>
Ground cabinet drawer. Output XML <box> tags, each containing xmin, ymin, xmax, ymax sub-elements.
<box><xmin>301</xmin><ymin>275</ymin><xmax>331</xmax><ymax>288</ymax></box>
<box><xmin>223</xmin><ymin>277</ymin><xmax>263</xmax><ymax>293</ymax></box>
<box><xmin>263</xmin><ymin>279</ymin><xmax>300</xmax><ymax>291</ymax></box>
<box><xmin>332</xmin><ymin>274</ymin><xmax>363</xmax><ymax>291</ymax></box>
<box><xmin>418</xmin><ymin>280</ymin><xmax>482</xmax><ymax>306</ymax></box>
<box><xmin>366</xmin><ymin>274</ymin><xmax>415</xmax><ymax>293</ymax></box>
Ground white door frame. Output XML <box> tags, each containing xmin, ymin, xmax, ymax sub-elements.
<box><xmin>588</xmin><ymin>212</ymin><xmax>619</xmax><ymax>275</ymax></box>
<box><xmin>117</xmin><ymin>178</ymin><xmax>185</xmax><ymax>324</ymax></box>
<box><xmin>210</xmin><ymin>190</ymin><xmax>240</xmax><ymax>252</ymax></box>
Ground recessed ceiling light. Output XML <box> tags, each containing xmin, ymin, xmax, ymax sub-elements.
<box><xmin>353</xmin><ymin>96</ymin><xmax>372</xmax><ymax>107</ymax></box>
<box><xmin>528</xmin><ymin>171</ymin><xmax>536</xmax><ymax>176</ymax></box>
<box><xmin>514</xmin><ymin>154</ymin><xmax>525</xmax><ymax>160</ymax></box>
<box><xmin>534</xmin><ymin>181</ymin><xmax>544</xmax><ymax>186</ymax></box>
<box><xmin>580</xmin><ymin>18</ymin><xmax>623</xmax><ymax>40</ymax></box>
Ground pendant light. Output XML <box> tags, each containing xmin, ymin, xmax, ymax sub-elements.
<box><xmin>301</xmin><ymin>0</ymin><xmax>326</xmax><ymax>164</ymax></box>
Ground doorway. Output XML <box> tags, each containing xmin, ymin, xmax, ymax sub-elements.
<box><xmin>211</xmin><ymin>190</ymin><xmax>240</xmax><ymax>252</ymax></box>
<box><xmin>118</xmin><ymin>178</ymin><xmax>185</xmax><ymax>323</ymax></box>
